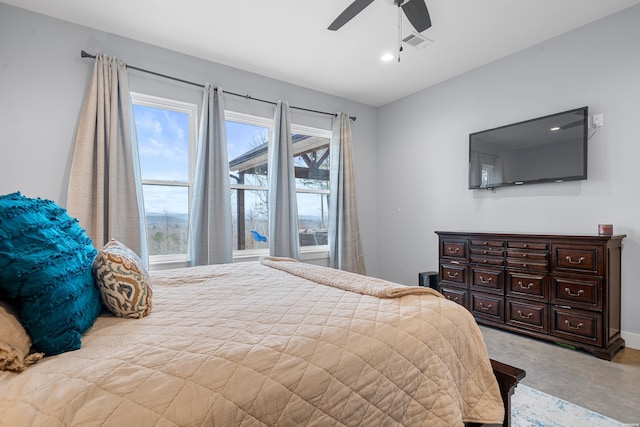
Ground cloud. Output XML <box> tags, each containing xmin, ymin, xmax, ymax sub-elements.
<box><xmin>134</xmin><ymin>104</ymin><xmax>190</xmax><ymax>180</ymax></box>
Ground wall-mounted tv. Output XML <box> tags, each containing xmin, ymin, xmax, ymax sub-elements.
<box><xmin>469</xmin><ymin>106</ymin><xmax>588</xmax><ymax>190</ymax></box>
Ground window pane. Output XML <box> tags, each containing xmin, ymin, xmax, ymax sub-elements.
<box><xmin>293</xmin><ymin>134</ymin><xmax>330</xmax><ymax>190</ymax></box>
<box><xmin>227</xmin><ymin>120</ymin><xmax>269</xmax><ymax>186</ymax></box>
<box><xmin>134</xmin><ymin>104</ymin><xmax>189</xmax><ymax>182</ymax></box>
<box><xmin>143</xmin><ymin>184</ymin><xmax>189</xmax><ymax>256</ymax></box>
<box><xmin>297</xmin><ymin>192</ymin><xmax>328</xmax><ymax>246</ymax></box>
<box><xmin>230</xmin><ymin>188</ymin><xmax>268</xmax><ymax>251</ymax></box>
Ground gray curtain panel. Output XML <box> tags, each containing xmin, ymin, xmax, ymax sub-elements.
<box><xmin>268</xmin><ymin>101</ymin><xmax>300</xmax><ymax>259</ymax></box>
<box><xmin>67</xmin><ymin>52</ymin><xmax>148</xmax><ymax>266</ymax></box>
<box><xmin>328</xmin><ymin>113</ymin><xmax>366</xmax><ymax>274</ymax></box>
<box><xmin>187</xmin><ymin>84</ymin><xmax>233</xmax><ymax>265</ymax></box>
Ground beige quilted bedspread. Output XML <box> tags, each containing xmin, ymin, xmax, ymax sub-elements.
<box><xmin>0</xmin><ymin>260</ymin><xmax>503</xmax><ymax>426</ymax></box>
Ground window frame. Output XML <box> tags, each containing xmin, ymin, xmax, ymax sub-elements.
<box><xmin>131</xmin><ymin>92</ymin><xmax>197</xmax><ymax>266</ymax></box>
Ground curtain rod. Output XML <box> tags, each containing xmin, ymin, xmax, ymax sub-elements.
<box><xmin>81</xmin><ymin>50</ymin><xmax>355</xmax><ymax>121</ymax></box>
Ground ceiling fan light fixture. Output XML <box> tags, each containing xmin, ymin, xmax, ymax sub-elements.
<box><xmin>381</xmin><ymin>52</ymin><xmax>395</xmax><ymax>62</ymax></box>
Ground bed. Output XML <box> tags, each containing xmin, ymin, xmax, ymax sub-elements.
<box><xmin>0</xmin><ymin>253</ymin><xmax>524</xmax><ymax>427</ymax></box>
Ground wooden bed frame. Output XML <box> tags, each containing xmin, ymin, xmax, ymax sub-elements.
<box><xmin>466</xmin><ymin>359</ymin><xmax>526</xmax><ymax>427</ymax></box>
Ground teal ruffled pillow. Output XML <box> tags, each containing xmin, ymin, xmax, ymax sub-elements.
<box><xmin>0</xmin><ymin>192</ymin><xmax>100</xmax><ymax>355</ymax></box>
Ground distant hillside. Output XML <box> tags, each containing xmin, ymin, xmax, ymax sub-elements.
<box><xmin>146</xmin><ymin>212</ymin><xmax>188</xmax><ymax>255</ymax></box>
<box><xmin>146</xmin><ymin>212</ymin><xmax>188</xmax><ymax>224</ymax></box>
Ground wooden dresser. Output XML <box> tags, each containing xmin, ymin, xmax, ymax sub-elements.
<box><xmin>435</xmin><ymin>231</ymin><xmax>625</xmax><ymax>360</ymax></box>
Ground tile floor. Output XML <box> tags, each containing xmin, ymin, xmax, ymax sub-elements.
<box><xmin>480</xmin><ymin>326</ymin><xmax>640</xmax><ymax>424</ymax></box>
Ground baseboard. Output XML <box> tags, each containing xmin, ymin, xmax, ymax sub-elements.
<box><xmin>621</xmin><ymin>330</ymin><xmax>640</xmax><ymax>350</ymax></box>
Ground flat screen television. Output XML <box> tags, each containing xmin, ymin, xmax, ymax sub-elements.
<box><xmin>469</xmin><ymin>106</ymin><xmax>588</xmax><ymax>189</ymax></box>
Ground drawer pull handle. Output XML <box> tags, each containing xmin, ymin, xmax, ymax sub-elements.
<box><xmin>564</xmin><ymin>320</ymin><xmax>584</xmax><ymax>330</ymax></box>
<box><xmin>479</xmin><ymin>276</ymin><xmax>492</xmax><ymax>284</ymax></box>
<box><xmin>518</xmin><ymin>281</ymin><xmax>534</xmax><ymax>290</ymax></box>
<box><xmin>448</xmin><ymin>247</ymin><xmax>460</xmax><ymax>254</ymax></box>
<box><xmin>522</xmin><ymin>254</ymin><xmax>528</xmax><ymax>258</ymax></box>
<box><xmin>565</xmin><ymin>256</ymin><xmax>586</xmax><ymax>265</ymax></box>
<box><xmin>523</xmin><ymin>244</ymin><xmax>528</xmax><ymax>248</ymax></box>
<box><xmin>517</xmin><ymin>310</ymin><xmax>533</xmax><ymax>319</ymax></box>
<box><xmin>522</xmin><ymin>263</ymin><xmax>528</xmax><ymax>268</ymax></box>
<box><xmin>483</xmin><ymin>250</ymin><xmax>488</xmax><ymax>254</ymax></box>
<box><xmin>446</xmin><ymin>296</ymin><xmax>459</xmax><ymax>303</ymax></box>
<box><xmin>479</xmin><ymin>302</ymin><xmax>493</xmax><ymax>311</ymax></box>
<box><xmin>446</xmin><ymin>271</ymin><xmax>459</xmax><ymax>278</ymax></box>
<box><xmin>564</xmin><ymin>288</ymin><xmax>585</xmax><ymax>297</ymax></box>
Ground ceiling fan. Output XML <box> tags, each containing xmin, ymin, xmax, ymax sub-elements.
<box><xmin>328</xmin><ymin>0</ymin><xmax>432</xmax><ymax>33</ymax></box>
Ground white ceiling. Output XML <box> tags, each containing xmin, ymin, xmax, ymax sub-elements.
<box><xmin>4</xmin><ymin>0</ymin><xmax>640</xmax><ymax>106</ymax></box>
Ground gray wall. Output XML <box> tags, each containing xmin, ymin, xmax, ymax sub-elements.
<box><xmin>377</xmin><ymin>5</ymin><xmax>640</xmax><ymax>347</ymax></box>
<box><xmin>0</xmin><ymin>3</ymin><xmax>380</xmax><ymax>276</ymax></box>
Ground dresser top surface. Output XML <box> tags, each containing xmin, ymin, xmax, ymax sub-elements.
<box><xmin>435</xmin><ymin>231</ymin><xmax>626</xmax><ymax>241</ymax></box>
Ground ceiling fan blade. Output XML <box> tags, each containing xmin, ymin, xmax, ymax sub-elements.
<box><xmin>328</xmin><ymin>0</ymin><xmax>375</xmax><ymax>31</ymax></box>
<box><xmin>401</xmin><ymin>0</ymin><xmax>431</xmax><ymax>32</ymax></box>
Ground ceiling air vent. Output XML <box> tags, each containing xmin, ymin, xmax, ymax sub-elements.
<box><xmin>402</xmin><ymin>33</ymin><xmax>433</xmax><ymax>49</ymax></box>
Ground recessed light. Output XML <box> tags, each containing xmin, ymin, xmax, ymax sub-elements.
<box><xmin>381</xmin><ymin>53</ymin><xmax>394</xmax><ymax>62</ymax></box>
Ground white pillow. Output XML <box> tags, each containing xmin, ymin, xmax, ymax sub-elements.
<box><xmin>0</xmin><ymin>300</ymin><xmax>43</xmax><ymax>372</ymax></box>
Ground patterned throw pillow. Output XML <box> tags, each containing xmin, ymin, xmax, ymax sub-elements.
<box><xmin>0</xmin><ymin>192</ymin><xmax>101</xmax><ymax>356</ymax></box>
<box><xmin>0</xmin><ymin>300</ymin><xmax>43</xmax><ymax>372</ymax></box>
<box><xmin>93</xmin><ymin>239</ymin><xmax>152</xmax><ymax>318</ymax></box>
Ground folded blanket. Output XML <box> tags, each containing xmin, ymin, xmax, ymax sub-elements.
<box><xmin>260</xmin><ymin>256</ymin><xmax>443</xmax><ymax>299</ymax></box>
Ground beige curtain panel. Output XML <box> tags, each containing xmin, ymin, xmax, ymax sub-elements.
<box><xmin>67</xmin><ymin>52</ymin><xmax>148</xmax><ymax>265</ymax></box>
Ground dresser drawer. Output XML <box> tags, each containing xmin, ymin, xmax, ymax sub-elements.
<box><xmin>470</xmin><ymin>267</ymin><xmax>504</xmax><ymax>293</ymax></box>
<box><xmin>439</xmin><ymin>263</ymin><xmax>467</xmax><ymax>287</ymax></box>
<box><xmin>551</xmin><ymin>306</ymin><xmax>602</xmax><ymax>346</ymax></box>
<box><xmin>507</xmin><ymin>272</ymin><xmax>548</xmax><ymax>301</ymax></box>
<box><xmin>470</xmin><ymin>247</ymin><xmax>504</xmax><ymax>257</ymax></box>
<box><xmin>506</xmin><ymin>259</ymin><xmax>548</xmax><ymax>271</ymax></box>
<box><xmin>441</xmin><ymin>240</ymin><xmax>467</xmax><ymax>260</ymax></box>
<box><xmin>471</xmin><ymin>292</ymin><xmax>504</xmax><ymax>323</ymax></box>
<box><xmin>506</xmin><ymin>298</ymin><xmax>548</xmax><ymax>333</ymax></box>
<box><xmin>470</xmin><ymin>255</ymin><xmax>504</xmax><ymax>266</ymax></box>
<box><xmin>440</xmin><ymin>286</ymin><xmax>468</xmax><ymax>309</ymax></box>
<box><xmin>508</xmin><ymin>241</ymin><xmax>548</xmax><ymax>251</ymax></box>
<box><xmin>551</xmin><ymin>275</ymin><xmax>602</xmax><ymax>310</ymax></box>
<box><xmin>552</xmin><ymin>244</ymin><xmax>602</xmax><ymax>275</ymax></box>
<box><xmin>506</xmin><ymin>250</ymin><xmax>548</xmax><ymax>262</ymax></box>
<box><xmin>470</xmin><ymin>239</ymin><xmax>504</xmax><ymax>248</ymax></box>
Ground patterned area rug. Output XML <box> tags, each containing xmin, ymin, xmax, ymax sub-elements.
<box><xmin>512</xmin><ymin>385</ymin><xmax>629</xmax><ymax>427</ymax></box>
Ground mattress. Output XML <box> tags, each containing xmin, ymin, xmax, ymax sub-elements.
<box><xmin>0</xmin><ymin>258</ymin><xmax>503</xmax><ymax>426</ymax></box>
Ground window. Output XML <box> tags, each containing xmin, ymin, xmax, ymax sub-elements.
<box><xmin>131</xmin><ymin>93</ymin><xmax>197</xmax><ymax>263</ymax></box>
<box><xmin>131</xmin><ymin>96</ymin><xmax>330</xmax><ymax>264</ymax></box>
<box><xmin>226</xmin><ymin>112</ymin><xmax>331</xmax><ymax>253</ymax></box>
